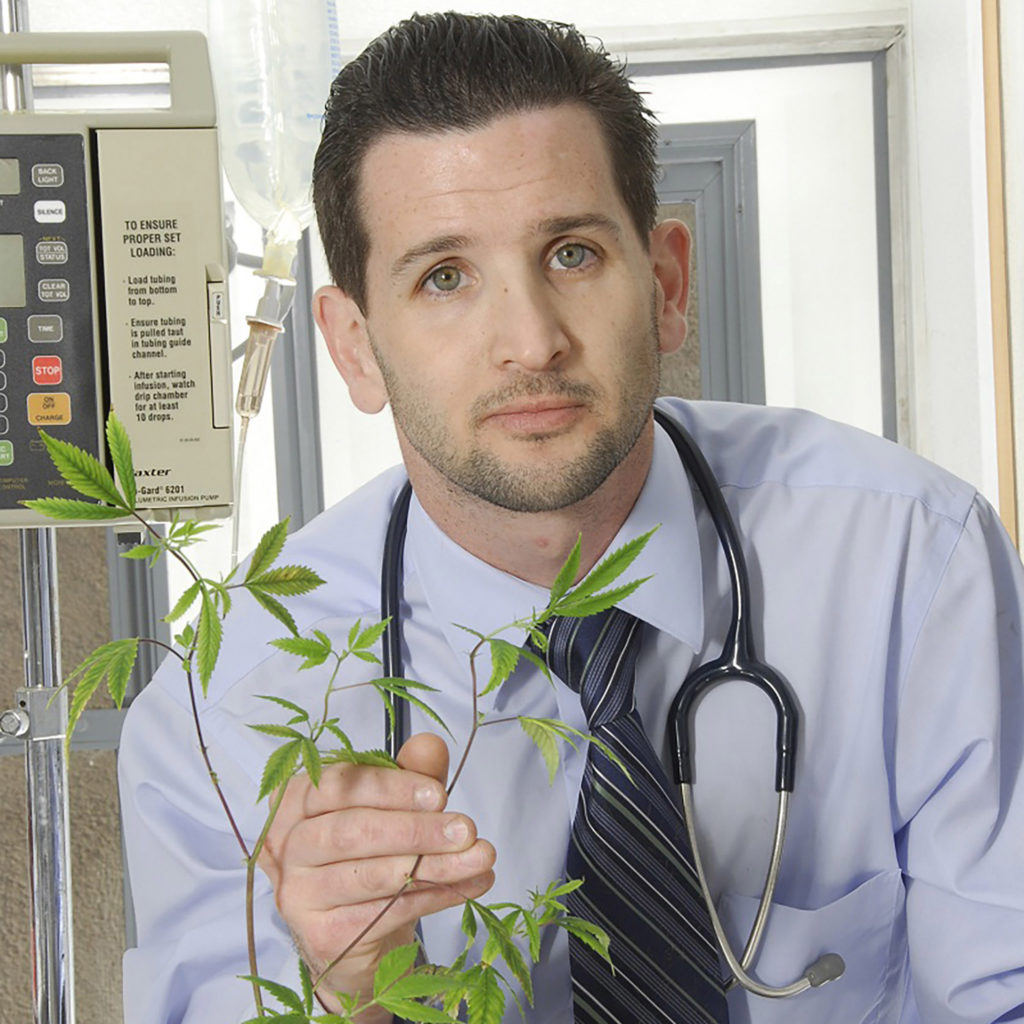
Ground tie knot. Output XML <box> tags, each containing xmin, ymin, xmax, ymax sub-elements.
<box><xmin>542</xmin><ymin>608</ymin><xmax>643</xmax><ymax>727</ymax></box>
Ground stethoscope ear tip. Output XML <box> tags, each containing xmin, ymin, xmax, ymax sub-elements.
<box><xmin>805</xmin><ymin>953</ymin><xmax>846</xmax><ymax>988</ymax></box>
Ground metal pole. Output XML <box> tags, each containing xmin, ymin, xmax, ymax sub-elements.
<box><xmin>19</xmin><ymin>530</ymin><xmax>75</xmax><ymax>1024</ymax></box>
<box><xmin>1</xmin><ymin>1</ymin><xmax>76</xmax><ymax>1020</ymax></box>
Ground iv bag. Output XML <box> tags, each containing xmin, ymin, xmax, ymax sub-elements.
<box><xmin>207</xmin><ymin>0</ymin><xmax>335</xmax><ymax>252</ymax></box>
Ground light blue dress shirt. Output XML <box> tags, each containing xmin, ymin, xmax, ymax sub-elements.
<box><xmin>119</xmin><ymin>398</ymin><xmax>1024</xmax><ymax>1023</ymax></box>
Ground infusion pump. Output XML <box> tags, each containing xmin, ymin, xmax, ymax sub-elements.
<box><xmin>0</xmin><ymin>32</ymin><xmax>233</xmax><ymax>527</ymax></box>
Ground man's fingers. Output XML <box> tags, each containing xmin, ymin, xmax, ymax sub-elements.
<box><xmin>285</xmin><ymin>839</ymin><xmax>497</xmax><ymax>905</ymax></box>
<box><xmin>291</xmin><ymin>807</ymin><xmax>478</xmax><ymax>867</ymax></box>
<box><xmin>397</xmin><ymin>732</ymin><xmax>449</xmax><ymax>785</ymax></box>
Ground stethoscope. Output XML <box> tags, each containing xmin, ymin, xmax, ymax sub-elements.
<box><xmin>379</xmin><ymin>407</ymin><xmax>845</xmax><ymax>999</ymax></box>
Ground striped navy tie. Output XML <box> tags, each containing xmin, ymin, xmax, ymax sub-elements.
<box><xmin>544</xmin><ymin>608</ymin><xmax>729</xmax><ymax>1024</ymax></box>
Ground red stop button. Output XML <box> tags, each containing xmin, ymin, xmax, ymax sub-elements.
<box><xmin>32</xmin><ymin>355</ymin><xmax>63</xmax><ymax>386</ymax></box>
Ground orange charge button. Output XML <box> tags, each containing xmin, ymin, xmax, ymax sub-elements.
<box><xmin>27</xmin><ymin>392</ymin><xmax>72</xmax><ymax>426</ymax></box>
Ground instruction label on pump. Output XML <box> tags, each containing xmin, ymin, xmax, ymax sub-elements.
<box><xmin>97</xmin><ymin>128</ymin><xmax>231</xmax><ymax>514</ymax></box>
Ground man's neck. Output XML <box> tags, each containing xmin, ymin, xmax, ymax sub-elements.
<box><xmin>401</xmin><ymin>426</ymin><xmax>655</xmax><ymax>588</ymax></box>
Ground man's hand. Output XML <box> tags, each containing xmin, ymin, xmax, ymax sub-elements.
<box><xmin>260</xmin><ymin>732</ymin><xmax>496</xmax><ymax>1021</ymax></box>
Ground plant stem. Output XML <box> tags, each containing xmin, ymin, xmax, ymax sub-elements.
<box><xmin>184</xmin><ymin>664</ymin><xmax>250</xmax><ymax>860</ymax></box>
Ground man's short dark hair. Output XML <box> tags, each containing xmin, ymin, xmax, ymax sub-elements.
<box><xmin>312</xmin><ymin>11</ymin><xmax>659</xmax><ymax>312</ymax></box>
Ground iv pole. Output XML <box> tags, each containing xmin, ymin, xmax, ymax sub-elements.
<box><xmin>0</xmin><ymin>1</ymin><xmax>77</xmax><ymax>1021</ymax></box>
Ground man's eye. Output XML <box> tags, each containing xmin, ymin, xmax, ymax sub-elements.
<box><xmin>425</xmin><ymin>266</ymin><xmax>462</xmax><ymax>292</ymax></box>
<box><xmin>551</xmin><ymin>243</ymin><xmax>594</xmax><ymax>270</ymax></box>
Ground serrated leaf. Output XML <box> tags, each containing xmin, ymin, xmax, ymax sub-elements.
<box><xmin>248</xmin><ymin>723</ymin><xmax>305</xmax><ymax>740</ymax></box>
<box><xmin>372</xmin><ymin>678</ymin><xmax>451</xmax><ymax>738</ymax></box>
<box><xmin>301</xmin><ymin>737</ymin><xmax>322</xmax><ymax>787</ymax></box>
<box><xmin>321</xmin><ymin>748</ymin><xmax>398</xmax><ymax>769</ymax></box>
<box><xmin>249</xmin><ymin>588</ymin><xmax>299</xmax><ymax>637</ymax></box>
<box><xmin>374</xmin><ymin>995</ymin><xmax>454</xmax><ymax>1023</ymax></box>
<box><xmin>462</xmin><ymin>901</ymin><xmax>478</xmax><ymax>942</ymax></box>
<box><xmin>481</xmin><ymin>638</ymin><xmax>520</xmax><ymax>697</ymax></box>
<box><xmin>373</xmin><ymin>944</ymin><xmax>420</xmax><ymax>998</ymax></box>
<box><xmin>353</xmin><ymin>618</ymin><xmax>389</xmax><ymax>652</ymax></box>
<box><xmin>164</xmin><ymin>580</ymin><xmax>201</xmax><ymax>624</ymax></box>
<box><xmin>106</xmin><ymin>410</ymin><xmax>136</xmax><ymax>508</ymax></box>
<box><xmin>347</xmin><ymin>618</ymin><xmax>362</xmax><ymax>650</ymax></box>
<box><xmin>195</xmin><ymin>589</ymin><xmax>222</xmax><ymax>696</ymax></box>
<box><xmin>559</xmin><ymin>528</ymin><xmax>655</xmax><ymax>606</ymax></box>
<box><xmin>244</xmin><ymin>518</ymin><xmax>290</xmax><ymax>583</ymax></box>
<box><xmin>34</xmin><ymin>429</ymin><xmax>126</xmax><ymax>507</ymax></box>
<box><xmin>258</xmin><ymin>739</ymin><xmax>302</xmax><ymax>801</ymax></box>
<box><xmin>21</xmin><ymin>497</ymin><xmax>128</xmax><ymax>521</ymax></box>
<box><xmin>298</xmin><ymin>959</ymin><xmax>314</xmax><ymax>1014</ymax></box>
<box><xmin>466</xmin><ymin>967</ymin><xmax>505</xmax><ymax>1024</ymax></box>
<box><xmin>121</xmin><ymin>543</ymin><xmax>160</xmax><ymax>561</ymax></box>
<box><xmin>554</xmin><ymin>577</ymin><xmax>652</xmax><ymax>619</ymax></box>
<box><xmin>548</xmin><ymin>535</ymin><xmax>581</xmax><ymax>607</ymax></box>
<box><xmin>518</xmin><ymin>645</ymin><xmax>551</xmax><ymax>682</ymax></box>
<box><xmin>246</xmin><ymin>565</ymin><xmax>325</xmax><ymax>597</ymax></box>
<box><xmin>559</xmin><ymin>916</ymin><xmax>612</xmax><ymax>964</ymax></box>
<box><xmin>353</xmin><ymin>649</ymin><xmax>381</xmax><ymax>664</ymax></box>
<box><xmin>237</xmin><ymin>974</ymin><xmax>305</xmax><ymax>1013</ymax></box>
<box><xmin>519</xmin><ymin>717</ymin><xmax>561</xmax><ymax>784</ymax></box>
<box><xmin>383</xmin><ymin>972</ymin><xmax>459</xmax><ymax>1002</ymax></box>
<box><xmin>522</xmin><ymin>909</ymin><xmax>541</xmax><ymax>962</ymax></box>
<box><xmin>256</xmin><ymin>694</ymin><xmax>310</xmax><ymax>720</ymax></box>
<box><xmin>270</xmin><ymin>635</ymin><xmax>331</xmax><ymax>669</ymax></box>
<box><xmin>63</xmin><ymin>637</ymin><xmax>138</xmax><ymax>741</ymax></box>
<box><xmin>175</xmin><ymin>623</ymin><xmax>195</xmax><ymax>648</ymax></box>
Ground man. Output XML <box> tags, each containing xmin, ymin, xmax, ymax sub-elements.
<box><xmin>118</xmin><ymin>12</ymin><xmax>1024</xmax><ymax>1024</ymax></box>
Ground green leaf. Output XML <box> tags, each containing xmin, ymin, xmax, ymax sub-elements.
<box><xmin>518</xmin><ymin>717</ymin><xmax>562</xmax><ymax>784</ymax></box>
<box><xmin>301</xmin><ymin>737</ymin><xmax>322</xmax><ymax>787</ymax></box>
<box><xmin>121</xmin><ymin>543</ymin><xmax>160</xmax><ymax>561</ymax></box>
<box><xmin>270</xmin><ymin>635</ymin><xmax>331</xmax><ymax>669</ymax></box>
<box><xmin>522</xmin><ymin>909</ymin><xmax>541</xmax><ymax>962</ymax></box>
<box><xmin>164</xmin><ymin>580</ymin><xmax>201</xmax><ymax>624</ymax></box>
<box><xmin>298</xmin><ymin>959</ymin><xmax>314</xmax><ymax>1014</ymax></box>
<box><xmin>258</xmin><ymin>739</ymin><xmax>302</xmax><ymax>801</ymax></box>
<box><xmin>106</xmin><ymin>410</ymin><xmax>136</xmax><ymax>509</ymax></box>
<box><xmin>374</xmin><ymin>995</ymin><xmax>454</xmax><ymax>1023</ymax></box>
<box><xmin>554</xmin><ymin>577</ymin><xmax>652</xmax><ymax>619</ymax></box>
<box><xmin>352</xmin><ymin>618</ymin><xmax>389</xmax><ymax>652</ymax></box>
<box><xmin>246</xmin><ymin>565</ymin><xmax>325</xmax><ymax>597</ymax></box>
<box><xmin>63</xmin><ymin>637</ymin><xmax>138</xmax><ymax>741</ymax></box>
<box><xmin>249</xmin><ymin>588</ymin><xmax>299</xmax><ymax>637</ymax></box>
<box><xmin>244</xmin><ymin>518</ymin><xmax>290</xmax><ymax>583</ymax></box>
<box><xmin>461</xmin><ymin>901</ymin><xmax>478</xmax><ymax>942</ymax></box>
<box><xmin>518</xmin><ymin>645</ymin><xmax>551</xmax><ymax>682</ymax></box>
<box><xmin>559</xmin><ymin>916</ymin><xmax>612</xmax><ymax>964</ymax></box>
<box><xmin>481</xmin><ymin>638</ymin><xmax>520</xmax><ymax>697</ymax></box>
<box><xmin>373</xmin><ymin>944</ymin><xmax>419</xmax><ymax>998</ymax></box>
<box><xmin>248</xmin><ymin>723</ymin><xmax>305</xmax><ymax>740</ymax></box>
<box><xmin>174</xmin><ymin>623</ymin><xmax>195</xmax><ymax>649</ymax></box>
<box><xmin>466</xmin><ymin>967</ymin><xmax>505</xmax><ymax>1024</ymax></box>
<box><xmin>195</xmin><ymin>588</ymin><xmax>222</xmax><ymax>696</ymax></box>
<box><xmin>21</xmin><ymin>497</ymin><xmax>129</xmax><ymax>521</ymax></box>
<box><xmin>237</xmin><ymin>974</ymin><xmax>305</xmax><ymax>1013</ymax></box>
<box><xmin>372</xmin><ymin>678</ymin><xmax>451</xmax><ymax>738</ymax></box>
<box><xmin>34</xmin><ymin>429</ymin><xmax>127</xmax><ymax>507</ymax></box>
<box><xmin>256</xmin><ymin>694</ymin><xmax>310</xmax><ymax>721</ymax></box>
<box><xmin>558</xmin><ymin>528</ymin><xmax>656</xmax><ymax>606</ymax></box>
<box><xmin>548</xmin><ymin>535</ymin><xmax>581</xmax><ymax>607</ymax></box>
<box><xmin>321</xmin><ymin>747</ymin><xmax>398</xmax><ymax>770</ymax></box>
<box><xmin>475</xmin><ymin>905</ymin><xmax>531</xmax><ymax>1002</ymax></box>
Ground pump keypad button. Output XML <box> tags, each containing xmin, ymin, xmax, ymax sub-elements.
<box><xmin>31</xmin><ymin>164</ymin><xmax>64</xmax><ymax>188</ymax></box>
<box><xmin>28</xmin><ymin>315</ymin><xmax>63</xmax><ymax>342</ymax></box>
<box><xmin>27</xmin><ymin>392</ymin><xmax>71</xmax><ymax>426</ymax></box>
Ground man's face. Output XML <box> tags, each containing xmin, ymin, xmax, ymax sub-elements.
<box><xmin>317</xmin><ymin>104</ymin><xmax>688</xmax><ymax>513</ymax></box>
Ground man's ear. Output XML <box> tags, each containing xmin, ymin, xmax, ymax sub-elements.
<box><xmin>313</xmin><ymin>285</ymin><xmax>388</xmax><ymax>413</ymax></box>
<box><xmin>649</xmin><ymin>219</ymin><xmax>691</xmax><ymax>355</ymax></box>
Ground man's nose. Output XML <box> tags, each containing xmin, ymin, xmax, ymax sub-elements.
<box><xmin>487</xmin><ymin>276</ymin><xmax>571</xmax><ymax>371</ymax></box>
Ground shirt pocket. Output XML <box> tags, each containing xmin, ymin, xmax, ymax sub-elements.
<box><xmin>717</xmin><ymin>869</ymin><xmax>908</xmax><ymax>1024</ymax></box>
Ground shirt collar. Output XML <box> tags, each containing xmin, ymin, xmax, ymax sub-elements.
<box><xmin>407</xmin><ymin>414</ymin><xmax>705</xmax><ymax>665</ymax></box>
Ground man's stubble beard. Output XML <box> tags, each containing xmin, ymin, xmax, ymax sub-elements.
<box><xmin>371</xmin><ymin>300</ymin><xmax>662</xmax><ymax>513</ymax></box>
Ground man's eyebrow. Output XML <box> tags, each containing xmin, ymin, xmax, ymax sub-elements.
<box><xmin>537</xmin><ymin>213</ymin><xmax>623</xmax><ymax>239</ymax></box>
<box><xmin>391</xmin><ymin>235</ymin><xmax>471</xmax><ymax>280</ymax></box>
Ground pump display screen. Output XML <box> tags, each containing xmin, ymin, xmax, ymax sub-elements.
<box><xmin>0</xmin><ymin>234</ymin><xmax>26</xmax><ymax>306</ymax></box>
<box><xmin>0</xmin><ymin>158</ymin><xmax>19</xmax><ymax>194</ymax></box>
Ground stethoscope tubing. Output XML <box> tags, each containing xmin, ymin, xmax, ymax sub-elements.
<box><xmin>377</xmin><ymin>407</ymin><xmax>844</xmax><ymax>998</ymax></box>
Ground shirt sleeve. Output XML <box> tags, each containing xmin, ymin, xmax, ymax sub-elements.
<box><xmin>118</xmin><ymin>679</ymin><xmax>302</xmax><ymax>1024</ymax></box>
<box><xmin>894</xmin><ymin>495</ymin><xmax>1024</xmax><ymax>1023</ymax></box>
